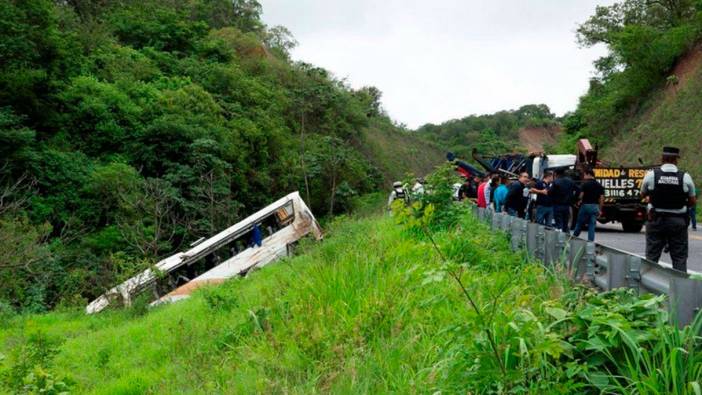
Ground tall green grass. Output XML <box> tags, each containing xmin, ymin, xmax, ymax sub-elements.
<box><xmin>1</xmin><ymin>200</ymin><xmax>702</xmax><ymax>393</ymax></box>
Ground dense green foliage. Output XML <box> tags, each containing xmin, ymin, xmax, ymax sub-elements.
<box><xmin>0</xmin><ymin>0</ymin><xmax>441</xmax><ymax>312</ymax></box>
<box><xmin>416</xmin><ymin>104</ymin><xmax>559</xmax><ymax>158</ymax></box>
<box><xmin>565</xmin><ymin>0</ymin><xmax>702</xmax><ymax>145</ymax></box>
<box><xmin>2</xmin><ymin>188</ymin><xmax>701</xmax><ymax>393</ymax></box>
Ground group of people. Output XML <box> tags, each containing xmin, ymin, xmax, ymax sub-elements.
<box><xmin>459</xmin><ymin>168</ymin><xmax>606</xmax><ymax>242</ymax></box>
<box><xmin>387</xmin><ymin>178</ymin><xmax>426</xmax><ymax>207</ymax></box>
<box><xmin>391</xmin><ymin>145</ymin><xmax>698</xmax><ymax>272</ymax></box>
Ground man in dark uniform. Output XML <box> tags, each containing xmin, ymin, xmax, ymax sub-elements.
<box><xmin>549</xmin><ymin>168</ymin><xmax>576</xmax><ymax>234</ymax></box>
<box><xmin>641</xmin><ymin>146</ymin><xmax>697</xmax><ymax>272</ymax></box>
<box><xmin>505</xmin><ymin>172</ymin><xmax>530</xmax><ymax>218</ymax></box>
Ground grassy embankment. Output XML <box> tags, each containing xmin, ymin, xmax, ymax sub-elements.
<box><xmin>1</xmin><ymin>192</ymin><xmax>701</xmax><ymax>394</ymax></box>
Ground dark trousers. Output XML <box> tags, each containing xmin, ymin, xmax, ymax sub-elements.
<box><xmin>646</xmin><ymin>216</ymin><xmax>688</xmax><ymax>272</ymax></box>
<box><xmin>690</xmin><ymin>206</ymin><xmax>697</xmax><ymax>229</ymax></box>
<box><xmin>553</xmin><ymin>205</ymin><xmax>570</xmax><ymax>234</ymax></box>
<box><xmin>536</xmin><ymin>206</ymin><xmax>554</xmax><ymax>226</ymax></box>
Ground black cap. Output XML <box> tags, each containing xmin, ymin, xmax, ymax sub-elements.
<box><xmin>663</xmin><ymin>146</ymin><xmax>680</xmax><ymax>157</ymax></box>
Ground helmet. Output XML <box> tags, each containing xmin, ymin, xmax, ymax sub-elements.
<box><xmin>393</xmin><ymin>181</ymin><xmax>402</xmax><ymax>188</ymax></box>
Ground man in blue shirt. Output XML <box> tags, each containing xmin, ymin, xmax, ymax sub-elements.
<box><xmin>493</xmin><ymin>176</ymin><xmax>509</xmax><ymax>212</ymax></box>
<box><xmin>530</xmin><ymin>171</ymin><xmax>554</xmax><ymax>226</ymax></box>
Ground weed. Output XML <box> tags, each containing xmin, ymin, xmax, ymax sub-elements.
<box><xmin>201</xmin><ymin>284</ymin><xmax>239</xmax><ymax>312</ymax></box>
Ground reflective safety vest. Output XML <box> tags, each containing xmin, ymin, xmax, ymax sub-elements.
<box><xmin>394</xmin><ymin>188</ymin><xmax>407</xmax><ymax>201</ymax></box>
<box><xmin>651</xmin><ymin>169</ymin><xmax>688</xmax><ymax>210</ymax></box>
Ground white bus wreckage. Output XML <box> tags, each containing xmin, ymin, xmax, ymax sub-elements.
<box><xmin>86</xmin><ymin>192</ymin><xmax>322</xmax><ymax>314</ymax></box>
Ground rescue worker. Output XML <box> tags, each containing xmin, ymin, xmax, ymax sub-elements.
<box><xmin>458</xmin><ymin>178</ymin><xmax>472</xmax><ymax>201</ymax></box>
<box><xmin>641</xmin><ymin>146</ymin><xmax>696</xmax><ymax>272</ymax></box>
<box><xmin>530</xmin><ymin>171</ymin><xmax>554</xmax><ymax>226</ymax></box>
<box><xmin>549</xmin><ymin>168</ymin><xmax>576</xmax><ymax>234</ymax></box>
<box><xmin>505</xmin><ymin>172</ymin><xmax>530</xmax><ymax>217</ymax></box>
<box><xmin>412</xmin><ymin>177</ymin><xmax>426</xmax><ymax>196</ymax></box>
<box><xmin>573</xmin><ymin>169</ymin><xmax>604</xmax><ymax>242</ymax></box>
<box><xmin>387</xmin><ymin>181</ymin><xmax>409</xmax><ymax>209</ymax></box>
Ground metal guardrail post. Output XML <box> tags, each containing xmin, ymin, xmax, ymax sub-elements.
<box><xmin>535</xmin><ymin>225</ymin><xmax>546</xmax><ymax>263</ymax></box>
<box><xmin>526</xmin><ymin>223</ymin><xmax>537</xmax><ymax>257</ymax></box>
<box><xmin>483</xmin><ymin>208</ymin><xmax>491</xmax><ymax>224</ymax></box>
<box><xmin>520</xmin><ymin>220</ymin><xmax>528</xmax><ymax>249</ymax></box>
<box><xmin>491</xmin><ymin>212</ymin><xmax>501</xmax><ymax>231</ymax></box>
<box><xmin>471</xmin><ymin>204</ymin><xmax>478</xmax><ymax>217</ymax></box>
<box><xmin>568</xmin><ymin>238</ymin><xmax>586</xmax><ymax>279</ymax></box>
<box><xmin>603</xmin><ymin>251</ymin><xmax>628</xmax><ymax>290</ymax></box>
<box><xmin>510</xmin><ymin>219</ymin><xmax>521</xmax><ymax>251</ymax></box>
<box><xmin>593</xmin><ymin>253</ymin><xmax>609</xmax><ymax>290</ymax></box>
<box><xmin>501</xmin><ymin>214</ymin><xmax>511</xmax><ymax>232</ymax></box>
<box><xmin>626</xmin><ymin>256</ymin><xmax>642</xmax><ymax>293</ymax></box>
<box><xmin>554</xmin><ymin>231</ymin><xmax>566</xmax><ymax>266</ymax></box>
<box><xmin>669</xmin><ymin>277</ymin><xmax>702</xmax><ymax>328</ymax></box>
<box><xmin>543</xmin><ymin>229</ymin><xmax>556</xmax><ymax>265</ymax></box>
<box><xmin>585</xmin><ymin>242</ymin><xmax>596</xmax><ymax>281</ymax></box>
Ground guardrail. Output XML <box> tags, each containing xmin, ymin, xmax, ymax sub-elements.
<box><xmin>473</xmin><ymin>205</ymin><xmax>702</xmax><ymax>327</ymax></box>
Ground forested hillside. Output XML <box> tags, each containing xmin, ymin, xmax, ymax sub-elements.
<box><xmin>0</xmin><ymin>0</ymin><xmax>442</xmax><ymax>313</ymax></box>
<box><xmin>562</xmin><ymin>0</ymin><xmax>702</xmax><ymax>169</ymax></box>
<box><xmin>416</xmin><ymin>104</ymin><xmax>560</xmax><ymax>157</ymax></box>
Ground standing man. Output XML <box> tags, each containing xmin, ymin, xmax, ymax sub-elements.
<box><xmin>641</xmin><ymin>146</ymin><xmax>696</xmax><ymax>272</ymax></box>
<box><xmin>458</xmin><ymin>178</ymin><xmax>472</xmax><ymax>201</ymax></box>
<box><xmin>573</xmin><ymin>169</ymin><xmax>604</xmax><ymax>242</ymax></box>
<box><xmin>484</xmin><ymin>175</ymin><xmax>499</xmax><ymax>211</ymax></box>
<box><xmin>494</xmin><ymin>176</ymin><xmax>510</xmax><ymax>212</ymax></box>
<box><xmin>549</xmin><ymin>168</ymin><xmax>576</xmax><ymax>234</ymax></box>
<box><xmin>477</xmin><ymin>175</ymin><xmax>489</xmax><ymax>208</ymax></box>
<box><xmin>505</xmin><ymin>172</ymin><xmax>530</xmax><ymax>218</ymax></box>
<box><xmin>412</xmin><ymin>177</ymin><xmax>426</xmax><ymax>197</ymax></box>
<box><xmin>530</xmin><ymin>171</ymin><xmax>554</xmax><ymax>226</ymax></box>
<box><xmin>387</xmin><ymin>181</ymin><xmax>409</xmax><ymax>209</ymax></box>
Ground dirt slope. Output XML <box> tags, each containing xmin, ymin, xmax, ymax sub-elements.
<box><xmin>604</xmin><ymin>43</ymin><xmax>702</xmax><ymax>176</ymax></box>
<box><xmin>355</xmin><ymin>119</ymin><xmax>444</xmax><ymax>185</ymax></box>
<box><xmin>519</xmin><ymin>126</ymin><xmax>562</xmax><ymax>153</ymax></box>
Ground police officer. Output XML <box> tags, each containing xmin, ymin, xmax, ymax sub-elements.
<box><xmin>641</xmin><ymin>146</ymin><xmax>697</xmax><ymax>272</ymax></box>
<box><xmin>387</xmin><ymin>181</ymin><xmax>409</xmax><ymax>209</ymax></box>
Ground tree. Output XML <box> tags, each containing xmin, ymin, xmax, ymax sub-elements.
<box><xmin>263</xmin><ymin>25</ymin><xmax>297</xmax><ymax>58</ymax></box>
<box><xmin>117</xmin><ymin>178</ymin><xmax>180</xmax><ymax>259</ymax></box>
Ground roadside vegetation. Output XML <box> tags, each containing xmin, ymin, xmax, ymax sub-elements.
<box><xmin>416</xmin><ymin>104</ymin><xmax>560</xmax><ymax>158</ymax></box>
<box><xmin>561</xmin><ymin>0</ymin><xmax>702</xmax><ymax>156</ymax></box>
<box><xmin>2</xmin><ymin>169</ymin><xmax>701</xmax><ymax>394</ymax></box>
<box><xmin>0</xmin><ymin>0</ymin><xmax>442</xmax><ymax>313</ymax></box>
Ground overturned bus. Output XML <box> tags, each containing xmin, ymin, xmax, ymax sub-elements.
<box><xmin>86</xmin><ymin>192</ymin><xmax>322</xmax><ymax>314</ymax></box>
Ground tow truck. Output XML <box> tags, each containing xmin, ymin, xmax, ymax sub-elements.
<box><xmin>455</xmin><ymin>139</ymin><xmax>650</xmax><ymax>232</ymax></box>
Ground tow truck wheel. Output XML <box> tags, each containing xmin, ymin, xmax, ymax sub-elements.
<box><xmin>622</xmin><ymin>221</ymin><xmax>644</xmax><ymax>233</ymax></box>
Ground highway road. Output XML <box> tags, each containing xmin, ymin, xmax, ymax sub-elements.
<box><xmin>582</xmin><ymin>222</ymin><xmax>702</xmax><ymax>273</ymax></box>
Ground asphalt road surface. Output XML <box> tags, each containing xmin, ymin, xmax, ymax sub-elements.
<box><xmin>583</xmin><ymin>222</ymin><xmax>702</xmax><ymax>273</ymax></box>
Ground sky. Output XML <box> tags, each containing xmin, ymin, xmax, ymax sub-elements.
<box><xmin>259</xmin><ymin>0</ymin><xmax>617</xmax><ymax>129</ymax></box>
